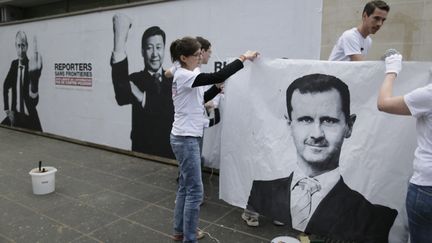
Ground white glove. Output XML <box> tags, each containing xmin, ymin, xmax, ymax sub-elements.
<box><xmin>385</xmin><ymin>54</ymin><xmax>402</xmax><ymax>76</ymax></box>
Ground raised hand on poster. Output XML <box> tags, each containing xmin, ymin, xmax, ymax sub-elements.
<box><xmin>29</xmin><ymin>36</ymin><xmax>43</xmax><ymax>72</ymax></box>
<box><xmin>113</xmin><ymin>13</ymin><xmax>132</xmax><ymax>54</ymax></box>
<box><xmin>29</xmin><ymin>36</ymin><xmax>42</xmax><ymax>93</ymax></box>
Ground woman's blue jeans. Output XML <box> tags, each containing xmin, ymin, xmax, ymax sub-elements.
<box><xmin>406</xmin><ymin>182</ymin><xmax>432</xmax><ymax>243</ymax></box>
<box><xmin>170</xmin><ymin>134</ymin><xmax>203</xmax><ymax>243</ymax></box>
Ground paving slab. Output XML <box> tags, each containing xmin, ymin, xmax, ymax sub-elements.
<box><xmin>0</xmin><ymin>127</ymin><xmax>293</xmax><ymax>242</ymax></box>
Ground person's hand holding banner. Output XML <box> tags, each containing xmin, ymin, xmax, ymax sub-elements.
<box><xmin>385</xmin><ymin>53</ymin><xmax>402</xmax><ymax>76</ymax></box>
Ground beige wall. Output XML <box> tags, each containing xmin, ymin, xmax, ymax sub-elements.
<box><xmin>321</xmin><ymin>0</ymin><xmax>432</xmax><ymax>61</ymax></box>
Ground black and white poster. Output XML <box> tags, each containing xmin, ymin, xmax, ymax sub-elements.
<box><xmin>1</xmin><ymin>31</ymin><xmax>43</xmax><ymax>131</ymax></box>
<box><xmin>1</xmin><ymin>0</ymin><xmax>430</xmax><ymax>241</ymax></box>
<box><xmin>0</xmin><ymin>0</ymin><xmax>322</xmax><ymax>159</ymax></box>
<box><xmin>219</xmin><ymin>58</ymin><xmax>431</xmax><ymax>242</ymax></box>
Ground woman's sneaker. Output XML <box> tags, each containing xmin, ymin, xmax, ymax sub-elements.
<box><xmin>172</xmin><ymin>229</ymin><xmax>205</xmax><ymax>241</ymax></box>
<box><xmin>241</xmin><ymin>212</ymin><xmax>259</xmax><ymax>227</ymax></box>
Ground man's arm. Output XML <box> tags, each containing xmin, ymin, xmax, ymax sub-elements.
<box><xmin>349</xmin><ymin>54</ymin><xmax>364</xmax><ymax>61</ymax></box>
<box><xmin>111</xmin><ymin>13</ymin><xmax>137</xmax><ymax>106</ymax></box>
<box><xmin>203</xmin><ymin>85</ymin><xmax>222</xmax><ymax>103</ymax></box>
<box><xmin>3</xmin><ymin>63</ymin><xmax>14</xmax><ymax>111</ymax></box>
<box><xmin>3</xmin><ymin>61</ymin><xmax>16</xmax><ymax>124</ymax></box>
<box><xmin>28</xmin><ymin>36</ymin><xmax>42</xmax><ymax>105</ymax></box>
<box><xmin>112</xmin><ymin>13</ymin><xmax>131</xmax><ymax>63</ymax></box>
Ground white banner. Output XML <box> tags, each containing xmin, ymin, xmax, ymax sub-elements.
<box><xmin>0</xmin><ymin>0</ymin><xmax>322</xmax><ymax>160</ymax></box>
<box><xmin>219</xmin><ymin>58</ymin><xmax>431</xmax><ymax>242</ymax></box>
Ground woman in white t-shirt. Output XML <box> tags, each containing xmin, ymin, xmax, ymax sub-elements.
<box><xmin>378</xmin><ymin>53</ymin><xmax>432</xmax><ymax>243</ymax></box>
<box><xmin>169</xmin><ymin>36</ymin><xmax>258</xmax><ymax>242</ymax></box>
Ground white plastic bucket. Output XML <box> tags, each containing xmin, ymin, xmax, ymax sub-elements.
<box><xmin>271</xmin><ymin>236</ymin><xmax>300</xmax><ymax>243</ymax></box>
<box><xmin>29</xmin><ymin>166</ymin><xmax>57</xmax><ymax>195</ymax></box>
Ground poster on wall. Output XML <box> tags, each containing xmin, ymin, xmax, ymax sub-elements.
<box><xmin>54</xmin><ymin>62</ymin><xmax>93</xmax><ymax>87</ymax></box>
<box><xmin>219</xmin><ymin>58</ymin><xmax>431</xmax><ymax>243</ymax></box>
<box><xmin>1</xmin><ymin>31</ymin><xmax>43</xmax><ymax>132</ymax></box>
<box><xmin>0</xmin><ymin>0</ymin><xmax>322</xmax><ymax>160</ymax></box>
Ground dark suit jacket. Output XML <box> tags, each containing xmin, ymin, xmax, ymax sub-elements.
<box><xmin>111</xmin><ymin>58</ymin><xmax>174</xmax><ymax>158</ymax></box>
<box><xmin>247</xmin><ymin>173</ymin><xmax>398</xmax><ymax>242</ymax></box>
<box><xmin>2</xmin><ymin>58</ymin><xmax>42</xmax><ymax>131</ymax></box>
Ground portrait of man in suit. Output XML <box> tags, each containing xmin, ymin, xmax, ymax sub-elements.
<box><xmin>246</xmin><ymin>73</ymin><xmax>398</xmax><ymax>242</ymax></box>
<box><xmin>2</xmin><ymin>31</ymin><xmax>43</xmax><ymax>131</ymax></box>
<box><xmin>111</xmin><ymin>13</ymin><xmax>174</xmax><ymax>158</ymax></box>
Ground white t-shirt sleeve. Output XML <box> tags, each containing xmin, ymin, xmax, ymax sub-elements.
<box><xmin>404</xmin><ymin>84</ymin><xmax>432</xmax><ymax>118</ymax></box>
<box><xmin>340</xmin><ymin>31</ymin><xmax>362</xmax><ymax>56</ymax></box>
<box><xmin>176</xmin><ymin>68</ymin><xmax>199</xmax><ymax>89</ymax></box>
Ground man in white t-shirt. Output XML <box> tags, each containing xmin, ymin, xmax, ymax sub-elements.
<box><xmin>328</xmin><ymin>0</ymin><xmax>390</xmax><ymax>61</ymax></box>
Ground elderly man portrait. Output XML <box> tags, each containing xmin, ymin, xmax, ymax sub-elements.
<box><xmin>2</xmin><ymin>31</ymin><xmax>43</xmax><ymax>131</ymax></box>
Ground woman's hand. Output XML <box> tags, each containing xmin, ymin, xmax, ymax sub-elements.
<box><xmin>239</xmin><ymin>50</ymin><xmax>259</xmax><ymax>62</ymax></box>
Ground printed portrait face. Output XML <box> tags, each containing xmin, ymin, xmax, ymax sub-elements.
<box><xmin>363</xmin><ymin>8</ymin><xmax>388</xmax><ymax>34</ymax></box>
<box><xmin>15</xmin><ymin>32</ymin><xmax>28</xmax><ymax>61</ymax></box>
<box><xmin>289</xmin><ymin>88</ymin><xmax>352</xmax><ymax>168</ymax></box>
<box><xmin>143</xmin><ymin>34</ymin><xmax>165</xmax><ymax>72</ymax></box>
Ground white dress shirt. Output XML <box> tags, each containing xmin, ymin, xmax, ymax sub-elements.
<box><xmin>290</xmin><ymin>165</ymin><xmax>341</xmax><ymax>230</ymax></box>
